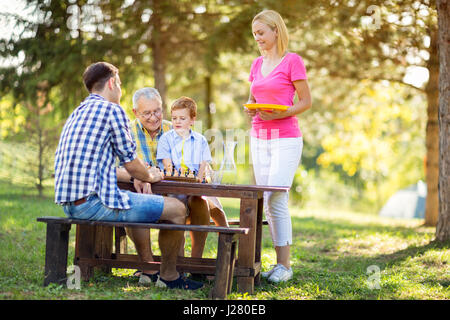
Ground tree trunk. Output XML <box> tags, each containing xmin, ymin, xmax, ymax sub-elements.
<box><xmin>151</xmin><ymin>1</ymin><xmax>168</xmax><ymax>114</ymax></box>
<box><xmin>152</xmin><ymin>40</ymin><xmax>167</xmax><ymax>114</ymax></box>
<box><xmin>436</xmin><ymin>0</ymin><xmax>450</xmax><ymax>241</ymax></box>
<box><xmin>37</xmin><ymin>123</ymin><xmax>44</xmax><ymax>198</ymax></box>
<box><xmin>424</xmin><ymin>28</ymin><xmax>440</xmax><ymax>226</ymax></box>
<box><xmin>205</xmin><ymin>75</ymin><xmax>213</xmax><ymax>129</ymax></box>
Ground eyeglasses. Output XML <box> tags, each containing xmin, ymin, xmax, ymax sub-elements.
<box><xmin>138</xmin><ymin>109</ymin><xmax>162</xmax><ymax>119</ymax></box>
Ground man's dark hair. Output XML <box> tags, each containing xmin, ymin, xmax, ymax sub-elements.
<box><xmin>82</xmin><ymin>62</ymin><xmax>118</xmax><ymax>93</ymax></box>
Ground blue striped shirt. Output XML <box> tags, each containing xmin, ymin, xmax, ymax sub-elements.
<box><xmin>156</xmin><ymin>129</ymin><xmax>212</xmax><ymax>172</ymax></box>
<box><xmin>54</xmin><ymin>94</ymin><xmax>136</xmax><ymax>209</ymax></box>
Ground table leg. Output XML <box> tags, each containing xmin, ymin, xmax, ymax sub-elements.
<box><xmin>237</xmin><ymin>198</ymin><xmax>258</xmax><ymax>294</ymax></box>
<box><xmin>254</xmin><ymin>197</ymin><xmax>263</xmax><ymax>286</ymax></box>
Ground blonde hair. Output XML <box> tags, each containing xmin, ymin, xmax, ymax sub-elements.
<box><xmin>252</xmin><ymin>10</ymin><xmax>289</xmax><ymax>57</ymax></box>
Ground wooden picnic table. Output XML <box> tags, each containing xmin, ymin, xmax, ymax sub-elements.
<box><xmin>119</xmin><ymin>180</ymin><xmax>289</xmax><ymax>294</ymax></box>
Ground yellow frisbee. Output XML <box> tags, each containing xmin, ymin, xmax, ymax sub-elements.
<box><xmin>244</xmin><ymin>103</ymin><xmax>289</xmax><ymax>111</ymax></box>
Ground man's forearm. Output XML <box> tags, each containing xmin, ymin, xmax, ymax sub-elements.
<box><xmin>117</xmin><ymin>166</ymin><xmax>132</xmax><ymax>182</ymax></box>
<box><xmin>122</xmin><ymin>158</ymin><xmax>152</xmax><ymax>182</ymax></box>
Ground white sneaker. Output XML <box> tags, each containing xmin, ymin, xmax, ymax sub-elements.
<box><xmin>261</xmin><ymin>264</ymin><xmax>283</xmax><ymax>279</ymax></box>
<box><xmin>138</xmin><ymin>272</ymin><xmax>159</xmax><ymax>286</ymax></box>
<box><xmin>268</xmin><ymin>264</ymin><xmax>293</xmax><ymax>283</ymax></box>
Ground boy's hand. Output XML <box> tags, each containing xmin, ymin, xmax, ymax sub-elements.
<box><xmin>196</xmin><ymin>162</ymin><xmax>211</xmax><ymax>183</ymax></box>
<box><xmin>195</xmin><ymin>168</ymin><xmax>205</xmax><ymax>183</ymax></box>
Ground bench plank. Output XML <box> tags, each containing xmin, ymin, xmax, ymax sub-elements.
<box><xmin>37</xmin><ymin>217</ymin><xmax>249</xmax><ymax>234</ymax></box>
<box><xmin>111</xmin><ymin>254</ymin><xmax>259</xmax><ymax>277</ymax></box>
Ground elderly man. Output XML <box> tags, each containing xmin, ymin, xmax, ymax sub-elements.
<box><xmin>126</xmin><ymin>87</ymin><xmax>228</xmax><ymax>285</ymax></box>
<box><xmin>55</xmin><ymin>62</ymin><xmax>203</xmax><ymax>290</ymax></box>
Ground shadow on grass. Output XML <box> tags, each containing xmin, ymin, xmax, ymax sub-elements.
<box><xmin>287</xmin><ymin>215</ymin><xmax>448</xmax><ymax>267</ymax></box>
<box><xmin>252</xmin><ymin>214</ymin><xmax>448</xmax><ymax>299</ymax></box>
<box><xmin>291</xmin><ymin>215</ymin><xmax>432</xmax><ymax>239</ymax></box>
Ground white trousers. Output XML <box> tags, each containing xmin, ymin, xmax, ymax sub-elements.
<box><xmin>250</xmin><ymin>136</ymin><xmax>303</xmax><ymax>247</ymax></box>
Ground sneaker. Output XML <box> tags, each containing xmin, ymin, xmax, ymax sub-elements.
<box><xmin>133</xmin><ymin>270</ymin><xmax>142</xmax><ymax>277</ymax></box>
<box><xmin>156</xmin><ymin>275</ymin><xmax>204</xmax><ymax>290</ymax></box>
<box><xmin>261</xmin><ymin>264</ymin><xmax>283</xmax><ymax>279</ymax></box>
<box><xmin>138</xmin><ymin>272</ymin><xmax>159</xmax><ymax>286</ymax></box>
<box><xmin>268</xmin><ymin>264</ymin><xmax>293</xmax><ymax>283</ymax></box>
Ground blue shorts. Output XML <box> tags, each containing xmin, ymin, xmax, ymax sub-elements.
<box><xmin>63</xmin><ymin>191</ymin><xmax>164</xmax><ymax>223</ymax></box>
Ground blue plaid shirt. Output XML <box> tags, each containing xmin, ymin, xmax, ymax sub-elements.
<box><xmin>54</xmin><ymin>94</ymin><xmax>137</xmax><ymax>209</ymax></box>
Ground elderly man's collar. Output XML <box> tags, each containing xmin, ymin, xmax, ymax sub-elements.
<box><xmin>136</xmin><ymin>119</ymin><xmax>172</xmax><ymax>138</ymax></box>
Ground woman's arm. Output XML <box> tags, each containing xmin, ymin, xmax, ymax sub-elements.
<box><xmin>244</xmin><ymin>90</ymin><xmax>257</xmax><ymax>117</ymax></box>
<box><xmin>259</xmin><ymin>79</ymin><xmax>312</xmax><ymax>120</ymax></box>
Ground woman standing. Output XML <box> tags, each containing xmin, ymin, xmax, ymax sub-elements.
<box><xmin>245</xmin><ymin>10</ymin><xmax>312</xmax><ymax>283</ymax></box>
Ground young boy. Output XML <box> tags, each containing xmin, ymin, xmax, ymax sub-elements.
<box><xmin>156</xmin><ymin>96</ymin><xmax>228</xmax><ymax>259</ymax></box>
<box><xmin>157</xmin><ymin>96</ymin><xmax>211</xmax><ymax>181</ymax></box>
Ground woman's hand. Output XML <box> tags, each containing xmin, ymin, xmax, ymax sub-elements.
<box><xmin>258</xmin><ymin>109</ymin><xmax>288</xmax><ymax>121</ymax></box>
<box><xmin>244</xmin><ymin>106</ymin><xmax>257</xmax><ymax>117</ymax></box>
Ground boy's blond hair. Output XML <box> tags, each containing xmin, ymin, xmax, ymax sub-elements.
<box><xmin>171</xmin><ymin>96</ymin><xmax>197</xmax><ymax>119</ymax></box>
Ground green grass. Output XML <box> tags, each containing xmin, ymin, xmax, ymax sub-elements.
<box><xmin>0</xmin><ymin>179</ymin><xmax>448</xmax><ymax>300</ymax></box>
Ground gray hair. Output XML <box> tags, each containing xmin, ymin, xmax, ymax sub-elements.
<box><xmin>132</xmin><ymin>87</ymin><xmax>162</xmax><ymax>110</ymax></box>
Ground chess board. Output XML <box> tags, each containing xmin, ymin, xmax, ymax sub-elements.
<box><xmin>162</xmin><ymin>175</ymin><xmax>199</xmax><ymax>183</ymax></box>
<box><xmin>161</xmin><ymin>167</ymin><xmax>206</xmax><ymax>183</ymax></box>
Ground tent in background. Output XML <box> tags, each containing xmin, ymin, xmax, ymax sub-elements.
<box><xmin>379</xmin><ymin>181</ymin><xmax>426</xmax><ymax>219</ymax></box>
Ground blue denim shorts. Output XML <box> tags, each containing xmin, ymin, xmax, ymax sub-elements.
<box><xmin>63</xmin><ymin>191</ymin><xmax>164</xmax><ymax>223</ymax></box>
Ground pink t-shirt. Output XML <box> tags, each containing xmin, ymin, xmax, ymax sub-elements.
<box><xmin>248</xmin><ymin>52</ymin><xmax>307</xmax><ymax>139</ymax></box>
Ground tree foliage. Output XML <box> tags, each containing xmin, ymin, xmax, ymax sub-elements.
<box><xmin>0</xmin><ymin>0</ymin><xmax>440</xmax><ymax>216</ymax></box>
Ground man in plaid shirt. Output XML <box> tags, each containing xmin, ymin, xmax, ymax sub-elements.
<box><xmin>54</xmin><ymin>62</ymin><xmax>203</xmax><ymax>290</ymax></box>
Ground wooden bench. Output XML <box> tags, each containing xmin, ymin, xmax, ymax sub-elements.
<box><xmin>37</xmin><ymin>216</ymin><xmax>249</xmax><ymax>299</ymax></box>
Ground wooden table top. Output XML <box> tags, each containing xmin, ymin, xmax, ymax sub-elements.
<box><xmin>118</xmin><ymin>180</ymin><xmax>289</xmax><ymax>199</ymax></box>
